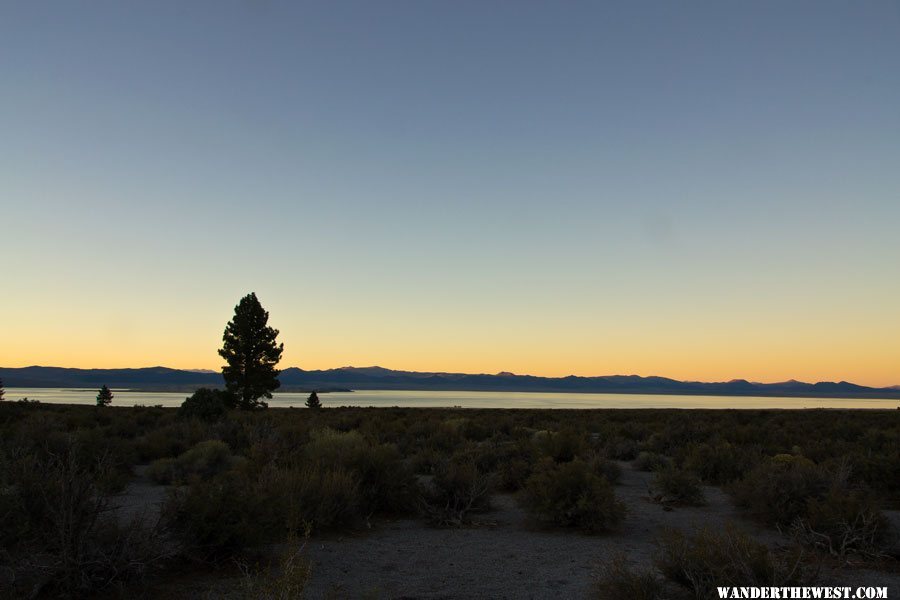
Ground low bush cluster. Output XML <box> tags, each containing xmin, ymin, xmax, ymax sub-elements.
<box><xmin>650</xmin><ymin>466</ymin><xmax>706</xmax><ymax>507</ymax></box>
<box><xmin>1</xmin><ymin>400</ymin><xmax>897</xmax><ymax>596</ymax></box>
<box><xmin>421</xmin><ymin>457</ymin><xmax>494</xmax><ymax>527</ymax></box>
<box><xmin>654</xmin><ymin>526</ymin><xmax>807</xmax><ymax>599</ymax></box>
<box><xmin>633</xmin><ymin>451</ymin><xmax>670</xmax><ymax>472</ymax></box>
<box><xmin>730</xmin><ymin>456</ymin><xmax>890</xmax><ymax>559</ymax></box>
<box><xmin>0</xmin><ymin>441</ymin><xmax>169</xmax><ymax>597</ymax></box>
<box><xmin>148</xmin><ymin>439</ymin><xmax>241</xmax><ymax>484</ymax></box>
<box><xmin>523</xmin><ymin>458</ymin><xmax>625</xmax><ymax>532</ymax></box>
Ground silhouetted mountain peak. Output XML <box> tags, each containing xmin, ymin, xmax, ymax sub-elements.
<box><xmin>1</xmin><ymin>365</ymin><xmax>898</xmax><ymax>399</ymax></box>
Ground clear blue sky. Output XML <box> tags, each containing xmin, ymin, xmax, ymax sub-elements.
<box><xmin>2</xmin><ymin>1</ymin><xmax>899</xmax><ymax>385</ymax></box>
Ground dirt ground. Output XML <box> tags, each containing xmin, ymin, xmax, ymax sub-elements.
<box><xmin>117</xmin><ymin>461</ymin><xmax>900</xmax><ymax>599</ymax></box>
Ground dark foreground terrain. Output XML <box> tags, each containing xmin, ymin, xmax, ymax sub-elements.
<box><xmin>1</xmin><ymin>401</ymin><xmax>898</xmax><ymax>598</ymax></box>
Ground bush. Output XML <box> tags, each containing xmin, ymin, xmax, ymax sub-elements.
<box><xmin>148</xmin><ymin>439</ymin><xmax>240</xmax><ymax>484</ymax></box>
<box><xmin>634</xmin><ymin>451</ymin><xmax>670</xmax><ymax>472</ymax></box>
<box><xmin>236</xmin><ymin>534</ymin><xmax>311</xmax><ymax>599</ymax></box>
<box><xmin>0</xmin><ymin>445</ymin><xmax>169</xmax><ymax>596</ymax></box>
<box><xmin>594</xmin><ymin>555</ymin><xmax>668</xmax><ymax>600</ymax></box>
<box><xmin>272</xmin><ymin>466</ymin><xmax>362</xmax><ymax>532</ymax></box>
<box><xmin>421</xmin><ymin>458</ymin><xmax>493</xmax><ymax>527</ymax></box>
<box><xmin>683</xmin><ymin>442</ymin><xmax>760</xmax><ymax>484</ymax></box>
<box><xmin>303</xmin><ymin>428</ymin><xmax>417</xmax><ymax>516</ymax></box>
<box><xmin>536</xmin><ymin>428</ymin><xmax>590</xmax><ymax>463</ymax></box>
<box><xmin>178</xmin><ymin>388</ymin><xmax>230</xmax><ymax>422</ymax></box>
<box><xmin>146</xmin><ymin>457</ymin><xmax>178</xmax><ymax>484</ymax></box>
<box><xmin>134</xmin><ymin>421</ymin><xmax>211</xmax><ymax>462</ymax></box>
<box><xmin>655</xmin><ymin>525</ymin><xmax>806</xmax><ymax>598</ymax></box>
<box><xmin>650</xmin><ymin>466</ymin><xmax>705</xmax><ymax>506</ymax></box>
<box><xmin>165</xmin><ymin>470</ymin><xmax>267</xmax><ymax>558</ymax></box>
<box><xmin>729</xmin><ymin>455</ymin><xmax>829</xmax><ymax>527</ymax></box>
<box><xmin>605</xmin><ymin>436</ymin><xmax>639</xmax><ymax>460</ymax></box>
<box><xmin>791</xmin><ymin>487</ymin><xmax>890</xmax><ymax>560</ymax></box>
<box><xmin>493</xmin><ymin>439</ymin><xmax>538</xmax><ymax>492</ymax></box>
<box><xmin>589</xmin><ymin>455</ymin><xmax>622</xmax><ymax>484</ymax></box>
<box><xmin>523</xmin><ymin>458</ymin><xmax>625</xmax><ymax>532</ymax></box>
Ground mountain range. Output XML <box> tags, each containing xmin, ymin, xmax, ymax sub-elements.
<box><xmin>2</xmin><ymin>365</ymin><xmax>899</xmax><ymax>399</ymax></box>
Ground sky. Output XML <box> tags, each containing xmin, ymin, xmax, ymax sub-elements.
<box><xmin>1</xmin><ymin>1</ymin><xmax>899</xmax><ymax>386</ymax></box>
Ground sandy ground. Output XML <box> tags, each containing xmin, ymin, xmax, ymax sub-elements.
<box><xmin>111</xmin><ymin>464</ymin><xmax>169</xmax><ymax>525</ymax></box>
<box><xmin>117</xmin><ymin>462</ymin><xmax>900</xmax><ymax>599</ymax></box>
<box><xmin>302</xmin><ymin>463</ymin><xmax>900</xmax><ymax>599</ymax></box>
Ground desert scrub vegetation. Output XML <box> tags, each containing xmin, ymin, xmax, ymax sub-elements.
<box><xmin>594</xmin><ymin>555</ymin><xmax>669</xmax><ymax>600</ymax></box>
<box><xmin>147</xmin><ymin>439</ymin><xmax>242</xmax><ymax>484</ymax></box>
<box><xmin>235</xmin><ymin>533</ymin><xmax>311</xmax><ymax>600</ymax></box>
<box><xmin>729</xmin><ymin>456</ymin><xmax>891</xmax><ymax>560</ymax></box>
<box><xmin>594</xmin><ymin>526</ymin><xmax>812</xmax><ymax>600</ymax></box>
<box><xmin>0</xmin><ymin>440</ymin><xmax>169</xmax><ymax>597</ymax></box>
<box><xmin>1</xmin><ymin>401</ymin><xmax>898</xmax><ymax>595</ymax></box>
<box><xmin>164</xmin><ymin>428</ymin><xmax>418</xmax><ymax>557</ymax></box>
<box><xmin>523</xmin><ymin>458</ymin><xmax>625</xmax><ymax>532</ymax></box>
<box><xmin>634</xmin><ymin>451</ymin><xmax>671</xmax><ymax>472</ymax></box>
<box><xmin>654</xmin><ymin>525</ymin><xmax>808</xmax><ymax>599</ymax></box>
<box><xmin>420</xmin><ymin>457</ymin><xmax>494</xmax><ymax>527</ymax></box>
<box><xmin>301</xmin><ymin>428</ymin><xmax>417</xmax><ymax>517</ymax></box>
<box><xmin>650</xmin><ymin>466</ymin><xmax>706</xmax><ymax>507</ymax></box>
<box><xmin>682</xmin><ymin>441</ymin><xmax>762</xmax><ymax>485</ymax></box>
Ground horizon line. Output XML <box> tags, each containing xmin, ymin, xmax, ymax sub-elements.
<box><xmin>3</xmin><ymin>364</ymin><xmax>898</xmax><ymax>390</ymax></box>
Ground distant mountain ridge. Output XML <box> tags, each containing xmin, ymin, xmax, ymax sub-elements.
<box><xmin>2</xmin><ymin>365</ymin><xmax>899</xmax><ymax>399</ymax></box>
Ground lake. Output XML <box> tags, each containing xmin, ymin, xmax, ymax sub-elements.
<box><xmin>5</xmin><ymin>388</ymin><xmax>899</xmax><ymax>409</ymax></box>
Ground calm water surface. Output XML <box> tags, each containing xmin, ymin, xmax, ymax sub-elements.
<box><xmin>6</xmin><ymin>388</ymin><xmax>899</xmax><ymax>409</ymax></box>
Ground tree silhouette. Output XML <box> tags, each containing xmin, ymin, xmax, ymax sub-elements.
<box><xmin>218</xmin><ymin>292</ymin><xmax>283</xmax><ymax>410</ymax></box>
<box><xmin>96</xmin><ymin>385</ymin><xmax>113</xmax><ymax>407</ymax></box>
<box><xmin>179</xmin><ymin>388</ymin><xmax>230</xmax><ymax>422</ymax></box>
<box><xmin>306</xmin><ymin>390</ymin><xmax>322</xmax><ymax>409</ymax></box>
<box><xmin>0</xmin><ymin>378</ymin><xmax>5</xmax><ymax>402</ymax></box>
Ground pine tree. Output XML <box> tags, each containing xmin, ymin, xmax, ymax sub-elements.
<box><xmin>96</xmin><ymin>384</ymin><xmax>113</xmax><ymax>407</ymax></box>
<box><xmin>218</xmin><ymin>292</ymin><xmax>283</xmax><ymax>410</ymax></box>
<box><xmin>306</xmin><ymin>390</ymin><xmax>322</xmax><ymax>409</ymax></box>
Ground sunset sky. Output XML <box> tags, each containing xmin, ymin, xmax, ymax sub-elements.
<box><xmin>2</xmin><ymin>2</ymin><xmax>898</xmax><ymax>386</ymax></box>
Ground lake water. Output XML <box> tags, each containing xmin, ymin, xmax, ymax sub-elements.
<box><xmin>5</xmin><ymin>388</ymin><xmax>899</xmax><ymax>410</ymax></box>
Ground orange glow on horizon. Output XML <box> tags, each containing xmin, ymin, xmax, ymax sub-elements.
<box><xmin>3</xmin><ymin>337</ymin><xmax>898</xmax><ymax>388</ymax></box>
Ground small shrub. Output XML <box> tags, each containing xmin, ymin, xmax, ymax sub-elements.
<box><xmin>410</xmin><ymin>447</ymin><xmax>443</xmax><ymax>475</ymax></box>
<box><xmin>634</xmin><ymin>451</ymin><xmax>670</xmax><ymax>472</ymax></box>
<box><xmin>651</xmin><ymin>466</ymin><xmax>705</xmax><ymax>506</ymax></box>
<box><xmin>236</xmin><ymin>533</ymin><xmax>311</xmax><ymax>600</ymax></box>
<box><xmin>523</xmin><ymin>458</ymin><xmax>625</xmax><ymax>532</ymax></box>
<box><xmin>421</xmin><ymin>459</ymin><xmax>493</xmax><ymax>527</ymax></box>
<box><xmin>134</xmin><ymin>421</ymin><xmax>210</xmax><ymax>461</ymax></box>
<box><xmin>605</xmin><ymin>436</ymin><xmax>639</xmax><ymax>460</ymax></box>
<box><xmin>304</xmin><ymin>428</ymin><xmax>417</xmax><ymax>516</ymax></box>
<box><xmin>176</xmin><ymin>439</ymin><xmax>236</xmax><ymax>478</ymax></box>
<box><xmin>148</xmin><ymin>439</ymin><xmax>239</xmax><ymax>484</ymax></box>
<box><xmin>498</xmin><ymin>456</ymin><xmax>534</xmax><ymax>492</ymax></box>
<box><xmin>791</xmin><ymin>488</ymin><xmax>890</xmax><ymax>561</ymax></box>
<box><xmin>684</xmin><ymin>442</ymin><xmax>760</xmax><ymax>484</ymax></box>
<box><xmin>164</xmin><ymin>470</ymin><xmax>267</xmax><ymax>558</ymax></box>
<box><xmin>536</xmin><ymin>428</ymin><xmax>589</xmax><ymax>463</ymax></box>
<box><xmin>147</xmin><ymin>457</ymin><xmax>178</xmax><ymax>484</ymax></box>
<box><xmin>729</xmin><ymin>456</ymin><xmax>828</xmax><ymax>527</ymax></box>
<box><xmin>589</xmin><ymin>455</ymin><xmax>622</xmax><ymax>485</ymax></box>
<box><xmin>0</xmin><ymin>445</ymin><xmax>169</xmax><ymax>596</ymax></box>
<box><xmin>655</xmin><ymin>525</ymin><xmax>807</xmax><ymax>599</ymax></box>
<box><xmin>594</xmin><ymin>555</ymin><xmax>668</xmax><ymax>600</ymax></box>
<box><xmin>276</xmin><ymin>466</ymin><xmax>362</xmax><ymax>532</ymax></box>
